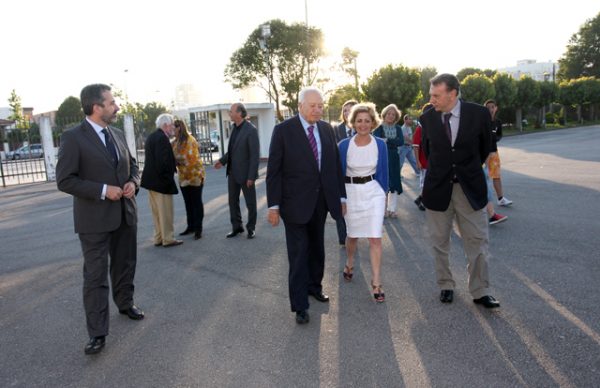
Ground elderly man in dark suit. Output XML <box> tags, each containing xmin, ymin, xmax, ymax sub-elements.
<box><xmin>267</xmin><ymin>87</ymin><xmax>346</xmax><ymax>324</ymax></box>
<box><xmin>420</xmin><ymin>73</ymin><xmax>500</xmax><ymax>308</ymax></box>
<box><xmin>57</xmin><ymin>83</ymin><xmax>144</xmax><ymax>355</ymax></box>
<box><xmin>214</xmin><ymin>103</ymin><xmax>260</xmax><ymax>239</ymax></box>
<box><xmin>141</xmin><ymin>113</ymin><xmax>182</xmax><ymax>247</ymax></box>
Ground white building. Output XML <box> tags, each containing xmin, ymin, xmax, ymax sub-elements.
<box><xmin>498</xmin><ymin>59</ymin><xmax>559</xmax><ymax>81</ymax></box>
<box><xmin>174</xmin><ymin>84</ymin><xmax>202</xmax><ymax>110</ymax></box>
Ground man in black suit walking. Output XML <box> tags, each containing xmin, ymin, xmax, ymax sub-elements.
<box><xmin>214</xmin><ymin>103</ymin><xmax>260</xmax><ymax>239</ymax></box>
<box><xmin>56</xmin><ymin>83</ymin><xmax>144</xmax><ymax>355</ymax></box>
<box><xmin>266</xmin><ymin>87</ymin><xmax>346</xmax><ymax>324</ymax></box>
<box><xmin>420</xmin><ymin>73</ymin><xmax>500</xmax><ymax>308</ymax></box>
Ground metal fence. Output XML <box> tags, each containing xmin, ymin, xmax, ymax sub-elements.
<box><xmin>0</xmin><ymin>120</ymin><xmax>49</xmax><ymax>187</ymax></box>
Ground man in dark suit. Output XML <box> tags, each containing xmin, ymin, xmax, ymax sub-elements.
<box><xmin>420</xmin><ymin>73</ymin><xmax>500</xmax><ymax>308</ymax></box>
<box><xmin>56</xmin><ymin>83</ymin><xmax>144</xmax><ymax>355</ymax></box>
<box><xmin>267</xmin><ymin>87</ymin><xmax>346</xmax><ymax>324</ymax></box>
<box><xmin>331</xmin><ymin>99</ymin><xmax>357</xmax><ymax>246</ymax></box>
<box><xmin>141</xmin><ymin>113</ymin><xmax>182</xmax><ymax>247</ymax></box>
<box><xmin>214</xmin><ymin>103</ymin><xmax>260</xmax><ymax>239</ymax></box>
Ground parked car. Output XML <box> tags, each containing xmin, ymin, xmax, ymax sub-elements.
<box><xmin>7</xmin><ymin>144</ymin><xmax>44</xmax><ymax>160</ymax></box>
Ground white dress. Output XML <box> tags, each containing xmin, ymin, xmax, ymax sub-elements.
<box><xmin>344</xmin><ymin>136</ymin><xmax>386</xmax><ymax>238</ymax></box>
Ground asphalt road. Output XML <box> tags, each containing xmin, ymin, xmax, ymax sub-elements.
<box><xmin>1</xmin><ymin>126</ymin><xmax>599</xmax><ymax>388</ymax></box>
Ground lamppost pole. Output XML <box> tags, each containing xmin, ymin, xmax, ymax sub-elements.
<box><xmin>305</xmin><ymin>0</ymin><xmax>310</xmax><ymax>83</ymax></box>
<box><xmin>259</xmin><ymin>23</ymin><xmax>272</xmax><ymax>104</ymax></box>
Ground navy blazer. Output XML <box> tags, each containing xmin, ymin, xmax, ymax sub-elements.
<box><xmin>420</xmin><ymin>101</ymin><xmax>491</xmax><ymax>211</ymax></box>
<box><xmin>266</xmin><ymin>115</ymin><xmax>346</xmax><ymax>224</ymax></box>
<box><xmin>141</xmin><ymin>129</ymin><xmax>178</xmax><ymax>195</ymax></box>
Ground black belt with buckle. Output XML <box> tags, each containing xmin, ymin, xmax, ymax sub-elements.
<box><xmin>345</xmin><ymin>175</ymin><xmax>375</xmax><ymax>184</ymax></box>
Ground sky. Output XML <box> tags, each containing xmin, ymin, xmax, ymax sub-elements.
<box><xmin>2</xmin><ymin>0</ymin><xmax>598</xmax><ymax>114</ymax></box>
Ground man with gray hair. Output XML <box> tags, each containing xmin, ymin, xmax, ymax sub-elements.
<box><xmin>141</xmin><ymin>113</ymin><xmax>182</xmax><ymax>247</ymax></box>
<box><xmin>267</xmin><ymin>87</ymin><xmax>346</xmax><ymax>324</ymax></box>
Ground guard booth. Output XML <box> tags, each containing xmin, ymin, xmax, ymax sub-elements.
<box><xmin>188</xmin><ymin>103</ymin><xmax>276</xmax><ymax>161</ymax></box>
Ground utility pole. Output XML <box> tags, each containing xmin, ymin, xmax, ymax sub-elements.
<box><xmin>305</xmin><ymin>0</ymin><xmax>310</xmax><ymax>84</ymax></box>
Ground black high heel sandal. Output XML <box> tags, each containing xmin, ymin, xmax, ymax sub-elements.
<box><xmin>343</xmin><ymin>265</ymin><xmax>353</xmax><ymax>281</ymax></box>
<box><xmin>372</xmin><ymin>282</ymin><xmax>385</xmax><ymax>303</ymax></box>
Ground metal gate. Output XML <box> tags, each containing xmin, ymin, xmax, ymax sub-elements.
<box><xmin>0</xmin><ymin>121</ymin><xmax>48</xmax><ymax>187</ymax></box>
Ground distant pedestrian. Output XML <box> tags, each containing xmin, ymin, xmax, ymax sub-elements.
<box><xmin>56</xmin><ymin>83</ymin><xmax>144</xmax><ymax>355</ymax></box>
<box><xmin>173</xmin><ymin>119</ymin><xmax>206</xmax><ymax>240</ymax></box>
<box><xmin>373</xmin><ymin>104</ymin><xmax>403</xmax><ymax>218</ymax></box>
<box><xmin>484</xmin><ymin>99</ymin><xmax>513</xmax><ymax>207</ymax></box>
<box><xmin>214</xmin><ymin>103</ymin><xmax>260</xmax><ymax>239</ymax></box>
<box><xmin>420</xmin><ymin>73</ymin><xmax>500</xmax><ymax>308</ymax></box>
<box><xmin>399</xmin><ymin>114</ymin><xmax>420</xmax><ymax>178</ymax></box>
<box><xmin>141</xmin><ymin>113</ymin><xmax>182</xmax><ymax>247</ymax></box>
<box><xmin>332</xmin><ymin>99</ymin><xmax>358</xmax><ymax>245</ymax></box>
<box><xmin>412</xmin><ymin>104</ymin><xmax>434</xmax><ymax>211</ymax></box>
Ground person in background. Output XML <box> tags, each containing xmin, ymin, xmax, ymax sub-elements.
<box><xmin>338</xmin><ymin>103</ymin><xmax>388</xmax><ymax>302</ymax></box>
<box><xmin>373</xmin><ymin>104</ymin><xmax>403</xmax><ymax>218</ymax></box>
<box><xmin>484</xmin><ymin>99</ymin><xmax>513</xmax><ymax>207</ymax></box>
<box><xmin>141</xmin><ymin>113</ymin><xmax>182</xmax><ymax>247</ymax></box>
<box><xmin>332</xmin><ymin>99</ymin><xmax>358</xmax><ymax>245</ymax></box>
<box><xmin>399</xmin><ymin>114</ymin><xmax>421</xmax><ymax>178</ymax></box>
<box><xmin>412</xmin><ymin>104</ymin><xmax>434</xmax><ymax>211</ymax></box>
<box><xmin>56</xmin><ymin>83</ymin><xmax>144</xmax><ymax>355</ymax></box>
<box><xmin>173</xmin><ymin>119</ymin><xmax>206</xmax><ymax>240</ymax></box>
<box><xmin>214</xmin><ymin>103</ymin><xmax>260</xmax><ymax>239</ymax></box>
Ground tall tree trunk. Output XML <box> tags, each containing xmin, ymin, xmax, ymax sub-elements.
<box><xmin>541</xmin><ymin>106</ymin><xmax>546</xmax><ymax>128</ymax></box>
<box><xmin>515</xmin><ymin>108</ymin><xmax>523</xmax><ymax>132</ymax></box>
<box><xmin>577</xmin><ymin>105</ymin><xmax>582</xmax><ymax>123</ymax></box>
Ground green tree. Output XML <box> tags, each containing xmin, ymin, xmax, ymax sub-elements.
<box><xmin>341</xmin><ymin>47</ymin><xmax>360</xmax><ymax>97</ymax></box>
<box><xmin>457</xmin><ymin>67</ymin><xmax>496</xmax><ymax>81</ymax></box>
<box><xmin>535</xmin><ymin>81</ymin><xmax>559</xmax><ymax>127</ymax></box>
<box><xmin>514</xmin><ymin>76</ymin><xmax>540</xmax><ymax>131</ymax></box>
<box><xmin>7</xmin><ymin>89</ymin><xmax>27</xmax><ymax>129</ymax></box>
<box><xmin>417</xmin><ymin>66</ymin><xmax>437</xmax><ymax>107</ymax></box>
<box><xmin>558</xmin><ymin>12</ymin><xmax>600</xmax><ymax>80</ymax></box>
<box><xmin>362</xmin><ymin>64</ymin><xmax>420</xmax><ymax>113</ymax></box>
<box><xmin>55</xmin><ymin>96</ymin><xmax>84</xmax><ymax>127</ymax></box>
<box><xmin>492</xmin><ymin>73</ymin><xmax>518</xmax><ymax>110</ymax></box>
<box><xmin>224</xmin><ymin>19</ymin><xmax>324</xmax><ymax>120</ymax></box>
<box><xmin>327</xmin><ymin>84</ymin><xmax>361</xmax><ymax>121</ymax></box>
<box><xmin>460</xmin><ymin>74</ymin><xmax>495</xmax><ymax>104</ymax></box>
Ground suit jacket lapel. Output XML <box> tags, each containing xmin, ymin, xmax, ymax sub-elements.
<box><xmin>81</xmin><ymin>120</ymin><xmax>116</xmax><ymax>166</ymax></box>
<box><xmin>293</xmin><ymin>116</ymin><xmax>319</xmax><ymax>171</ymax></box>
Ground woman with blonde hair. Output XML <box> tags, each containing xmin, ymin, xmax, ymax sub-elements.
<box><xmin>172</xmin><ymin>119</ymin><xmax>206</xmax><ymax>240</ymax></box>
<box><xmin>338</xmin><ymin>103</ymin><xmax>389</xmax><ymax>302</ymax></box>
<box><xmin>373</xmin><ymin>104</ymin><xmax>404</xmax><ymax>218</ymax></box>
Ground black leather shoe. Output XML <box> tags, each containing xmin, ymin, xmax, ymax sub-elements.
<box><xmin>473</xmin><ymin>295</ymin><xmax>500</xmax><ymax>308</ymax></box>
<box><xmin>440</xmin><ymin>289</ymin><xmax>454</xmax><ymax>303</ymax></box>
<box><xmin>309</xmin><ymin>291</ymin><xmax>330</xmax><ymax>303</ymax></box>
<box><xmin>295</xmin><ymin>310</ymin><xmax>309</xmax><ymax>324</ymax></box>
<box><xmin>154</xmin><ymin>242</ymin><xmax>162</xmax><ymax>247</ymax></box>
<box><xmin>247</xmin><ymin>230</ymin><xmax>255</xmax><ymax>239</ymax></box>
<box><xmin>194</xmin><ymin>231</ymin><xmax>202</xmax><ymax>240</ymax></box>
<box><xmin>84</xmin><ymin>336</ymin><xmax>105</xmax><ymax>355</ymax></box>
<box><xmin>179</xmin><ymin>228</ymin><xmax>192</xmax><ymax>236</ymax></box>
<box><xmin>119</xmin><ymin>305</ymin><xmax>145</xmax><ymax>320</ymax></box>
<box><xmin>163</xmin><ymin>240</ymin><xmax>183</xmax><ymax>247</ymax></box>
<box><xmin>226</xmin><ymin>227</ymin><xmax>244</xmax><ymax>238</ymax></box>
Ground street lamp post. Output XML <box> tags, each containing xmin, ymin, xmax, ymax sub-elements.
<box><xmin>259</xmin><ymin>23</ymin><xmax>272</xmax><ymax>104</ymax></box>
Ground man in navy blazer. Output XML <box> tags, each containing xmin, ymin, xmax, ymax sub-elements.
<box><xmin>420</xmin><ymin>73</ymin><xmax>500</xmax><ymax>309</ymax></box>
<box><xmin>267</xmin><ymin>87</ymin><xmax>346</xmax><ymax>324</ymax></box>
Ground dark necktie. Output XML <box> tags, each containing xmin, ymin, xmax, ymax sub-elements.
<box><xmin>307</xmin><ymin>125</ymin><xmax>318</xmax><ymax>162</ymax></box>
<box><xmin>101</xmin><ymin>128</ymin><xmax>118</xmax><ymax>167</ymax></box>
<box><xmin>443</xmin><ymin>113</ymin><xmax>452</xmax><ymax>142</ymax></box>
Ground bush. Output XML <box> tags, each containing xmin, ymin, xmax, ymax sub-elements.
<box><xmin>545</xmin><ymin>112</ymin><xmax>556</xmax><ymax>125</ymax></box>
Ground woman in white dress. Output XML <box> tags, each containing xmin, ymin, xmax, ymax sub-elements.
<box><xmin>337</xmin><ymin>103</ymin><xmax>389</xmax><ymax>302</ymax></box>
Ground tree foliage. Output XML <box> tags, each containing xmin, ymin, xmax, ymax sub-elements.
<box><xmin>558</xmin><ymin>12</ymin><xmax>600</xmax><ymax>80</ymax></box>
<box><xmin>7</xmin><ymin>89</ymin><xmax>27</xmax><ymax>129</ymax></box>
<box><xmin>492</xmin><ymin>73</ymin><xmax>518</xmax><ymax>109</ymax></box>
<box><xmin>362</xmin><ymin>64</ymin><xmax>420</xmax><ymax>113</ymax></box>
<box><xmin>457</xmin><ymin>67</ymin><xmax>496</xmax><ymax>81</ymax></box>
<box><xmin>460</xmin><ymin>74</ymin><xmax>495</xmax><ymax>104</ymax></box>
<box><xmin>535</xmin><ymin>81</ymin><xmax>559</xmax><ymax>108</ymax></box>
<box><xmin>327</xmin><ymin>84</ymin><xmax>361</xmax><ymax>119</ymax></box>
<box><xmin>55</xmin><ymin>96</ymin><xmax>84</xmax><ymax>126</ymax></box>
<box><xmin>224</xmin><ymin>19</ymin><xmax>324</xmax><ymax>120</ymax></box>
<box><xmin>417</xmin><ymin>66</ymin><xmax>437</xmax><ymax>107</ymax></box>
<box><xmin>341</xmin><ymin>47</ymin><xmax>360</xmax><ymax>95</ymax></box>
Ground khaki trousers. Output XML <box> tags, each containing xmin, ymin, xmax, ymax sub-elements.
<box><xmin>148</xmin><ymin>190</ymin><xmax>175</xmax><ymax>245</ymax></box>
<box><xmin>425</xmin><ymin>183</ymin><xmax>491</xmax><ymax>299</ymax></box>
